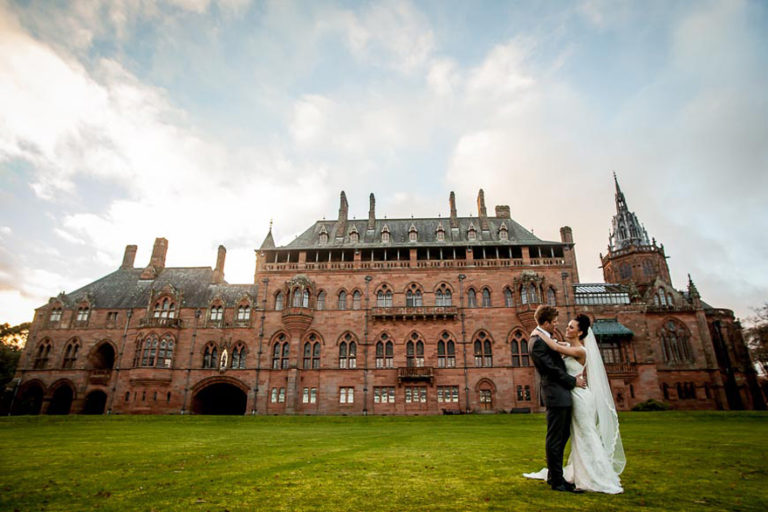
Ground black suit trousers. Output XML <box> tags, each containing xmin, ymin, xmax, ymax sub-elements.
<box><xmin>545</xmin><ymin>405</ymin><xmax>572</xmax><ymax>486</ymax></box>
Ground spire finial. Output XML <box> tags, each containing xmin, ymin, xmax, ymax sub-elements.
<box><xmin>269</xmin><ymin>219</ymin><xmax>273</xmax><ymax>232</ymax></box>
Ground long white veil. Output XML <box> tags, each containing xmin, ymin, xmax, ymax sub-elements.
<box><xmin>584</xmin><ymin>327</ymin><xmax>626</xmax><ymax>475</ymax></box>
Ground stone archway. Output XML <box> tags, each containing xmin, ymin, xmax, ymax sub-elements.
<box><xmin>191</xmin><ymin>379</ymin><xmax>247</xmax><ymax>415</ymax></box>
<box><xmin>82</xmin><ymin>390</ymin><xmax>108</xmax><ymax>414</ymax></box>
<box><xmin>13</xmin><ymin>381</ymin><xmax>44</xmax><ymax>415</ymax></box>
<box><xmin>47</xmin><ymin>384</ymin><xmax>74</xmax><ymax>415</ymax></box>
<box><xmin>475</xmin><ymin>378</ymin><xmax>496</xmax><ymax>412</ymax></box>
<box><xmin>91</xmin><ymin>342</ymin><xmax>116</xmax><ymax>370</ymax></box>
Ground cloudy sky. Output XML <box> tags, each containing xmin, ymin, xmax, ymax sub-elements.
<box><xmin>1</xmin><ymin>0</ymin><xmax>766</xmax><ymax>326</ymax></box>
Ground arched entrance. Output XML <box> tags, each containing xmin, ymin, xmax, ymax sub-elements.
<box><xmin>91</xmin><ymin>342</ymin><xmax>115</xmax><ymax>370</ymax></box>
<box><xmin>82</xmin><ymin>390</ymin><xmax>107</xmax><ymax>414</ymax></box>
<box><xmin>13</xmin><ymin>382</ymin><xmax>44</xmax><ymax>415</ymax></box>
<box><xmin>47</xmin><ymin>384</ymin><xmax>74</xmax><ymax>415</ymax></box>
<box><xmin>476</xmin><ymin>378</ymin><xmax>496</xmax><ymax>412</ymax></box>
<box><xmin>192</xmin><ymin>381</ymin><xmax>247</xmax><ymax>415</ymax></box>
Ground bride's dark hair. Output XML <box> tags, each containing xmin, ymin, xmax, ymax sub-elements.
<box><xmin>575</xmin><ymin>314</ymin><xmax>591</xmax><ymax>340</ymax></box>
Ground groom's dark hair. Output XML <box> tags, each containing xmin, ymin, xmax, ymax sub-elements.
<box><xmin>534</xmin><ymin>305</ymin><xmax>558</xmax><ymax>326</ymax></box>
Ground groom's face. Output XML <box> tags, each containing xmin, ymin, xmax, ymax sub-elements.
<box><xmin>542</xmin><ymin>315</ymin><xmax>558</xmax><ymax>333</ymax></box>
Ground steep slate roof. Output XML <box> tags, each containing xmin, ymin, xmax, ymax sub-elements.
<box><xmin>47</xmin><ymin>267</ymin><xmax>259</xmax><ymax>310</ymax></box>
<box><xmin>278</xmin><ymin>216</ymin><xmax>554</xmax><ymax>250</ymax></box>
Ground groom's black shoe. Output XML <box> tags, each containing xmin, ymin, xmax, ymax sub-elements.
<box><xmin>551</xmin><ymin>483</ymin><xmax>584</xmax><ymax>493</ymax></box>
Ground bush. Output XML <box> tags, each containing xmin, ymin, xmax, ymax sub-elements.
<box><xmin>632</xmin><ymin>399</ymin><xmax>672</xmax><ymax>411</ymax></box>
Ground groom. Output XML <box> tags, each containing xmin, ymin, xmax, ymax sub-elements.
<box><xmin>530</xmin><ymin>305</ymin><xmax>586</xmax><ymax>493</ymax></box>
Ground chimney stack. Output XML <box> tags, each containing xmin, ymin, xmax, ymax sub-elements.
<box><xmin>495</xmin><ymin>205</ymin><xmax>510</xmax><ymax>219</ymax></box>
<box><xmin>140</xmin><ymin>237</ymin><xmax>168</xmax><ymax>279</ymax></box>
<box><xmin>213</xmin><ymin>245</ymin><xmax>226</xmax><ymax>283</ymax></box>
<box><xmin>121</xmin><ymin>244</ymin><xmax>137</xmax><ymax>269</ymax></box>
<box><xmin>337</xmin><ymin>191</ymin><xmax>348</xmax><ymax>239</ymax></box>
<box><xmin>368</xmin><ymin>193</ymin><xmax>376</xmax><ymax>231</ymax></box>
<box><xmin>449</xmin><ymin>191</ymin><xmax>458</xmax><ymax>228</ymax></box>
<box><xmin>560</xmin><ymin>226</ymin><xmax>573</xmax><ymax>244</ymax></box>
<box><xmin>477</xmin><ymin>189</ymin><xmax>489</xmax><ymax>231</ymax></box>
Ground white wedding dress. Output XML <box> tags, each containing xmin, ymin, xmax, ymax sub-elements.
<box><xmin>524</xmin><ymin>331</ymin><xmax>624</xmax><ymax>494</ymax></box>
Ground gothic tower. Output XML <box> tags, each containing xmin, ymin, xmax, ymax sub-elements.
<box><xmin>601</xmin><ymin>174</ymin><xmax>671</xmax><ymax>294</ymax></box>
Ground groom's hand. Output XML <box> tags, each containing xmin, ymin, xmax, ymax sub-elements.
<box><xmin>576</xmin><ymin>373</ymin><xmax>587</xmax><ymax>388</ymax></box>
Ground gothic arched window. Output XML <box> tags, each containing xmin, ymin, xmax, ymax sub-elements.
<box><xmin>406</xmin><ymin>332</ymin><xmax>425</xmax><ymax>367</ymax></box>
<box><xmin>435</xmin><ymin>283</ymin><xmax>452</xmax><ymax>306</ymax></box>
<box><xmin>375</xmin><ymin>333</ymin><xmax>394</xmax><ymax>368</ymax></box>
<box><xmin>504</xmin><ymin>287</ymin><xmax>514</xmax><ymax>307</ymax></box>
<box><xmin>338</xmin><ymin>290</ymin><xmax>347</xmax><ymax>310</ymax></box>
<box><xmin>619</xmin><ymin>262</ymin><xmax>632</xmax><ymax>279</ymax></box>
<box><xmin>62</xmin><ymin>339</ymin><xmax>80</xmax><ymax>369</ymax></box>
<box><xmin>316</xmin><ymin>290</ymin><xmax>326</xmax><ymax>310</ymax></box>
<box><xmin>231</xmin><ymin>343</ymin><xmax>246</xmax><ymax>369</ymax></box>
<box><xmin>547</xmin><ymin>287</ymin><xmax>557</xmax><ymax>306</ymax></box>
<box><xmin>437</xmin><ymin>331</ymin><xmax>456</xmax><ymax>368</ymax></box>
<box><xmin>275</xmin><ymin>292</ymin><xmax>284</xmax><ymax>311</ymax></box>
<box><xmin>236</xmin><ymin>304</ymin><xmax>250</xmax><ymax>321</ymax></box>
<box><xmin>376</xmin><ymin>285</ymin><xmax>393</xmax><ymax>307</ymax></box>
<box><xmin>660</xmin><ymin>320</ymin><xmax>694</xmax><ymax>364</ymax></box>
<box><xmin>203</xmin><ymin>343</ymin><xmax>218</xmax><ymax>369</ymax></box>
<box><xmin>34</xmin><ymin>339</ymin><xmax>52</xmax><ymax>369</ymax></box>
<box><xmin>509</xmin><ymin>330</ymin><xmax>529</xmax><ymax>367</ymax></box>
<box><xmin>303</xmin><ymin>333</ymin><xmax>321</xmax><ymax>369</ymax></box>
<box><xmin>473</xmin><ymin>331</ymin><xmax>493</xmax><ymax>367</ymax></box>
<box><xmin>338</xmin><ymin>333</ymin><xmax>357</xmax><ymax>368</ymax></box>
<box><xmin>406</xmin><ymin>284</ymin><xmax>423</xmax><ymax>307</ymax></box>
<box><xmin>352</xmin><ymin>291</ymin><xmax>362</xmax><ymax>310</ymax></box>
<box><xmin>467</xmin><ymin>289</ymin><xmax>477</xmax><ymax>308</ymax></box>
<box><xmin>481</xmin><ymin>288</ymin><xmax>491</xmax><ymax>308</ymax></box>
<box><xmin>272</xmin><ymin>333</ymin><xmax>289</xmax><ymax>369</ymax></box>
<box><xmin>153</xmin><ymin>298</ymin><xmax>175</xmax><ymax>319</ymax></box>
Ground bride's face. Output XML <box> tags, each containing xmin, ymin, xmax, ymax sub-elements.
<box><xmin>565</xmin><ymin>320</ymin><xmax>582</xmax><ymax>340</ymax></box>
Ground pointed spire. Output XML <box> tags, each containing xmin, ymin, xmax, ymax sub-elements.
<box><xmin>687</xmin><ymin>273</ymin><xmax>700</xmax><ymax>299</ymax></box>
<box><xmin>367</xmin><ymin>193</ymin><xmax>376</xmax><ymax>231</ymax></box>
<box><xmin>609</xmin><ymin>174</ymin><xmax>651</xmax><ymax>251</ymax></box>
<box><xmin>260</xmin><ymin>221</ymin><xmax>275</xmax><ymax>249</ymax></box>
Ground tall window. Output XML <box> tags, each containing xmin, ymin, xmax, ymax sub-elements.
<box><xmin>467</xmin><ymin>289</ymin><xmax>477</xmax><ymax>308</ymax></box>
<box><xmin>376</xmin><ymin>285</ymin><xmax>393</xmax><ymax>307</ymax></box>
<box><xmin>231</xmin><ymin>343</ymin><xmax>246</xmax><ymax>369</ymax></box>
<box><xmin>437</xmin><ymin>386</ymin><xmax>459</xmax><ymax>403</ymax></box>
<box><xmin>375</xmin><ymin>333</ymin><xmax>394</xmax><ymax>368</ymax></box>
<box><xmin>61</xmin><ymin>339</ymin><xmax>79</xmax><ymax>369</ymax></box>
<box><xmin>499</xmin><ymin>225</ymin><xmax>509</xmax><ymax>241</ymax></box>
<box><xmin>405</xmin><ymin>386</ymin><xmax>427</xmax><ymax>403</ymax></box>
<box><xmin>136</xmin><ymin>334</ymin><xmax>174</xmax><ymax>368</ymax></box>
<box><xmin>481</xmin><ymin>288</ymin><xmax>491</xmax><ymax>308</ymax></box>
<box><xmin>599</xmin><ymin>340</ymin><xmax>622</xmax><ymax>364</ymax></box>
<box><xmin>409</xmin><ymin>226</ymin><xmax>418</xmax><ymax>242</ymax></box>
<box><xmin>275</xmin><ymin>292</ymin><xmax>284</xmax><ymax>311</ymax></box>
<box><xmin>352</xmin><ymin>291</ymin><xmax>362</xmax><ymax>310</ymax></box>
<box><xmin>436</xmin><ymin>227</ymin><xmax>445</xmax><ymax>241</ymax></box>
<box><xmin>528</xmin><ymin>284</ymin><xmax>539</xmax><ymax>304</ymax></box>
<box><xmin>338</xmin><ymin>333</ymin><xmax>357</xmax><ymax>368</ymax></box>
<box><xmin>468</xmin><ymin>226</ymin><xmax>477</xmax><ymax>241</ymax></box>
<box><xmin>210</xmin><ymin>305</ymin><xmax>223</xmax><ymax>321</ymax></box>
<box><xmin>435</xmin><ymin>284</ymin><xmax>452</xmax><ymax>306</ymax></box>
<box><xmin>546</xmin><ymin>288</ymin><xmax>556</xmax><ymax>306</ymax></box>
<box><xmin>203</xmin><ymin>343</ymin><xmax>218</xmax><ymax>369</ymax></box>
<box><xmin>316</xmin><ymin>291</ymin><xmax>326</xmax><ymax>310</ymax></box>
<box><xmin>49</xmin><ymin>307</ymin><xmax>62</xmax><ymax>323</ymax></box>
<box><xmin>643</xmin><ymin>259</ymin><xmax>654</xmax><ymax>276</ymax></box>
<box><xmin>303</xmin><ymin>333</ymin><xmax>321</xmax><ymax>369</ymax></box>
<box><xmin>272</xmin><ymin>333</ymin><xmax>289</xmax><ymax>369</ymax></box>
<box><xmin>302</xmin><ymin>387</ymin><xmax>317</xmax><ymax>404</ymax></box>
<box><xmin>153</xmin><ymin>298</ymin><xmax>175</xmax><ymax>318</ymax></box>
<box><xmin>510</xmin><ymin>330</ymin><xmax>529</xmax><ymax>367</ymax></box>
<box><xmin>237</xmin><ymin>305</ymin><xmax>250</xmax><ymax>321</ymax></box>
<box><xmin>660</xmin><ymin>320</ymin><xmax>694</xmax><ymax>363</ymax></box>
<box><xmin>339</xmin><ymin>387</ymin><xmax>354</xmax><ymax>404</ymax></box>
<box><xmin>406</xmin><ymin>332</ymin><xmax>424</xmax><ymax>367</ymax></box>
<box><xmin>406</xmin><ymin>284</ymin><xmax>423</xmax><ymax>307</ymax></box>
<box><xmin>271</xmin><ymin>387</ymin><xmax>286</xmax><ymax>403</ymax></box>
<box><xmin>619</xmin><ymin>262</ymin><xmax>632</xmax><ymax>279</ymax></box>
<box><xmin>76</xmin><ymin>305</ymin><xmax>90</xmax><ymax>323</ymax></box>
<box><xmin>516</xmin><ymin>385</ymin><xmax>531</xmax><ymax>401</ymax></box>
<box><xmin>34</xmin><ymin>340</ymin><xmax>52</xmax><ymax>369</ymax></box>
<box><xmin>338</xmin><ymin>290</ymin><xmax>347</xmax><ymax>310</ymax></box>
<box><xmin>437</xmin><ymin>332</ymin><xmax>456</xmax><ymax>368</ymax></box>
<box><xmin>504</xmin><ymin>288</ymin><xmax>514</xmax><ymax>307</ymax></box>
<box><xmin>474</xmin><ymin>331</ymin><xmax>493</xmax><ymax>367</ymax></box>
<box><xmin>292</xmin><ymin>289</ymin><xmax>303</xmax><ymax>307</ymax></box>
<box><xmin>381</xmin><ymin>226</ymin><xmax>390</xmax><ymax>243</ymax></box>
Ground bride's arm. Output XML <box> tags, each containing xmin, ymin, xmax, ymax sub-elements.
<box><xmin>532</xmin><ymin>329</ymin><xmax>586</xmax><ymax>359</ymax></box>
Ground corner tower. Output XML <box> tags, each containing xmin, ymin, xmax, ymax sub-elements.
<box><xmin>601</xmin><ymin>174</ymin><xmax>671</xmax><ymax>293</ymax></box>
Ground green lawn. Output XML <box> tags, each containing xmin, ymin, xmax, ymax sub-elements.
<box><xmin>1</xmin><ymin>412</ymin><xmax>766</xmax><ymax>511</ymax></box>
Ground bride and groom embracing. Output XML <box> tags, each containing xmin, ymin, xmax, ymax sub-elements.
<box><xmin>523</xmin><ymin>305</ymin><xmax>625</xmax><ymax>494</ymax></box>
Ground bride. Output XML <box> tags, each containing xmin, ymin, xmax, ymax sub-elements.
<box><xmin>524</xmin><ymin>314</ymin><xmax>625</xmax><ymax>494</ymax></box>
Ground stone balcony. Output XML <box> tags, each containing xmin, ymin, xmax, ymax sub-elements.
<box><xmin>605</xmin><ymin>362</ymin><xmax>638</xmax><ymax>378</ymax></box>
<box><xmin>88</xmin><ymin>369</ymin><xmax>112</xmax><ymax>385</ymax></box>
<box><xmin>139</xmin><ymin>317</ymin><xmax>183</xmax><ymax>328</ymax></box>
<box><xmin>371</xmin><ymin>306</ymin><xmax>458</xmax><ymax>321</ymax></box>
<box><xmin>281</xmin><ymin>306</ymin><xmax>314</xmax><ymax>336</ymax></box>
<box><xmin>397</xmin><ymin>366</ymin><xmax>434</xmax><ymax>384</ymax></box>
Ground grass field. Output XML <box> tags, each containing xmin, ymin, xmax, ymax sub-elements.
<box><xmin>1</xmin><ymin>411</ymin><xmax>766</xmax><ymax>511</ymax></box>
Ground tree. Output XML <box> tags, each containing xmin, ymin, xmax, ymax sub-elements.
<box><xmin>745</xmin><ymin>304</ymin><xmax>768</xmax><ymax>377</ymax></box>
<box><xmin>1</xmin><ymin>322</ymin><xmax>29</xmax><ymax>389</ymax></box>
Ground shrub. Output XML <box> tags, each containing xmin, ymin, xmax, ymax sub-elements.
<box><xmin>632</xmin><ymin>399</ymin><xmax>672</xmax><ymax>411</ymax></box>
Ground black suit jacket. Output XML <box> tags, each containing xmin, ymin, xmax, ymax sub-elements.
<box><xmin>530</xmin><ymin>334</ymin><xmax>577</xmax><ymax>408</ymax></box>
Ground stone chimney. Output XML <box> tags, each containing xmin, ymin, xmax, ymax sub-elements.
<box><xmin>140</xmin><ymin>237</ymin><xmax>168</xmax><ymax>279</ymax></box>
<box><xmin>449</xmin><ymin>191</ymin><xmax>458</xmax><ymax>228</ymax></box>
<box><xmin>495</xmin><ymin>205</ymin><xmax>510</xmax><ymax>219</ymax></box>
<box><xmin>121</xmin><ymin>244</ymin><xmax>137</xmax><ymax>269</ymax></box>
<box><xmin>368</xmin><ymin>193</ymin><xmax>376</xmax><ymax>231</ymax></box>
<box><xmin>336</xmin><ymin>191</ymin><xmax>348</xmax><ymax>239</ymax></box>
<box><xmin>213</xmin><ymin>245</ymin><xmax>226</xmax><ymax>283</ymax></box>
<box><xmin>477</xmin><ymin>189</ymin><xmax>489</xmax><ymax>231</ymax></box>
<box><xmin>560</xmin><ymin>226</ymin><xmax>573</xmax><ymax>244</ymax></box>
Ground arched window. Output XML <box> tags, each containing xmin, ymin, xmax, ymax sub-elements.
<box><xmin>338</xmin><ymin>290</ymin><xmax>347</xmax><ymax>310</ymax></box>
<box><xmin>520</xmin><ymin>285</ymin><xmax>528</xmax><ymax>305</ymax></box>
<box><xmin>660</xmin><ymin>320</ymin><xmax>694</xmax><ymax>364</ymax></box>
<box><xmin>619</xmin><ymin>262</ymin><xmax>632</xmax><ymax>279</ymax></box>
<box><xmin>375</xmin><ymin>333</ymin><xmax>394</xmax><ymax>368</ymax></box>
<box><xmin>504</xmin><ymin>288</ymin><xmax>514</xmax><ymax>307</ymax></box>
<box><xmin>547</xmin><ymin>287</ymin><xmax>556</xmax><ymax>306</ymax></box>
<box><xmin>303</xmin><ymin>333</ymin><xmax>321</xmax><ymax>369</ymax></box>
<box><xmin>303</xmin><ymin>289</ymin><xmax>310</xmax><ymax>308</ymax></box>
<box><xmin>381</xmin><ymin>225</ymin><xmax>391</xmax><ymax>243</ymax></box>
<box><xmin>62</xmin><ymin>339</ymin><xmax>80</xmax><ymax>369</ymax></box>
<box><xmin>157</xmin><ymin>335</ymin><xmax>174</xmax><ymax>368</ymax></box>
<box><xmin>510</xmin><ymin>330</ymin><xmax>529</xmax><ymax>367</ymax></box>
<box><xmin>209</xmin><ymin>305</ymin><xmax>223</xmax><ymax>323</ymax></box>
<box><xmin>316</xmin><ymin>290</ymin><xmax>326</xmax><ymax>311</ymax></box>
<box><xmin>153</xmin><ymin>298</ymin><xmax>175</xmax><ymax>319</ymax></box>
<box><xmin>657</xmin><ymin>289</ymin><xmax>667</xmax><ymax>306</ymax></box>
<box><xmin>406</xmin><ymin>284</ymin><xmax>423</xmax><ymax>307</ymax></box>
<box><xmin>272</xmin><ymin>333</ymin><xmax>289</xmax><ymax>369</ymax></box>
<box><xmin>528</xmin><ymin>284</ymin><xmax>539</xmax><ymax>304</ymax></box>
<box><xmin>49</xmin><ymin>306</ymin><xmax>62</xmax><ymax>323</ymax></box>
<box><xmin>76</xmin><ymin>305</ymin><xmax>90</xmax><ymax>322</ymax></box>
<box><xmin>667</xmin><ymin>293</ymin><xmax>674</xmax><ymax>307</ymax></box>
<box><xmin>231</xmin><ymin>343</ymin><xmax>246</xmax><ymax>369</ymax></box>
<box><xmin>467</xmin><ymin>289</ymin><xmax>477</xmax><ymax>308</ymax></box>
<box><xmin>435</xmin><ymin>284</ymin><xmax>452</xmax><ymax>306</ymax></box>
<box><xmin>499</xmin><ymin>224</ymin><xmax>509</xmax><ymax>241</ymax></box>
<box><xmin>436</xmin><ymin>226</ymin><xmax>445</xmax><ymax>241</ymax></box>
<box><xmin>338</xmin><ymin>333</ymin><xmax>357</xmax><ymax>369</ymax></box>
<box><xmin>406</xmin><ymin>332</ymin><xmax>425</xmax><ymax>367</ymax></box>
<box><xmin>473</xmin><ymin>331</ymin><xmax>492</xmax><ymax>367</ymax></box>
<box><xmin>481</xmin><ymin>288</ymin><xmax>491</xmax><ymax>308</ymax></box>
<box><xmin>643</xmin><ymin>259</ymin><xmax>654</xmax><ymax>276</ymax></box>
<box><xmin>135</xmin><ymin>334</ymin><xmax>175</xmax><ymax>368</ymax></box>
<box><xmin>203</xmin><ymin>343</ymin><xmax>218</xmax><ymax>369</ymax></box>
<box><xmin>237</xmin><ymin>304</ymin><xmax>250</xmax><ymax>321</ymax></box>
<box><xmin>352</xmin><ymin>291</ymin><xmax>362</xmax><ymax>310</ymax></box>
<box><xmin>437</xmin><ymin>331</ymin><xmax>456</xmax><ymax>368</ymax></box>
<box><xmin>34</xmin><ymin>339</ymin><xmax>52</xmax><ymax>369</ymax></box>
<box><xmin>275</xmin><ymin>292</ymin><xmax>284</xmax><ymax>311</ymax></box>
<box><xmin>292</xmin><ymin>289</ymin><xmax>302</xmax><ymax>307</ymax></box>
<box><xmin>468</xmin><ymin>225</ymin><xmax>477</xmax><ymax>241</ymax></box>
<box><xmin>409</xmin><ymin>225</ymin><xmax>418</xmax><ymax>242</ymax></box>
<box><xmin>376</xmin><ymin>285</ymin><xmax>393</xmax><ymax>307</ymax></box>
